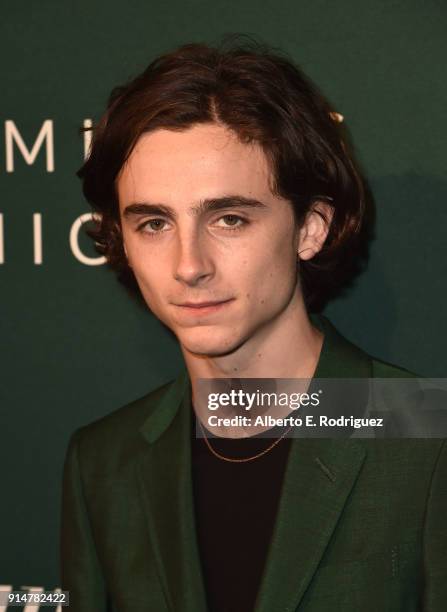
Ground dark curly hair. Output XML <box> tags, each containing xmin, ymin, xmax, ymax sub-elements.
<box><xmin>78</xmin><ymin>36</ymin><xmax>368</xmax><ymax>311</ymax></box>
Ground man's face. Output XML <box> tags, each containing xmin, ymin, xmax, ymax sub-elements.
<box><xmin>117</xmin><ymin>123</ymin><xmax>301</xmax><ymax>357</ymax></box>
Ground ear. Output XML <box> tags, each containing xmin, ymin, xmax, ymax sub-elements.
<box><xmin>297</xmin><ymin>201</ymin><xmax>334</xmax><ymax>261</ymax></box>
<box><xmin>119</xmin><ymin>228</ymin><xmax>133</xmax><ymax>268</ymax></box>
<box><xmin>122</xmin><ymin>241</ymin><xmax>133</xmax><ymax>268</ymax></box>
<box><xmin>115</xmin><ymin>219</ymin><xmax>131</xmax><ymax>263</ymax></box>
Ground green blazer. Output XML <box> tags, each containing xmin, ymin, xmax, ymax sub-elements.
<box><xmin>60</xmin><ymin>316</ymin><xmax>447</xmax><ymax>611</ymax></box>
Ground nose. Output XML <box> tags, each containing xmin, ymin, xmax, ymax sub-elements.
<box><xmin>173</xmin><ymin>227</ymin><xmax>214</xmax><ymax>286</ymax></box>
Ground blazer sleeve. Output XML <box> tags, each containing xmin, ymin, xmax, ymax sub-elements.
<box><xmin>60</xmin><ymin>428</ymin><xmax>109</xmax><ymax>612</ymax></box>
<box><xmin>423</xmin><ymin>440</ymin><xmax>447</xmax><ymax>610</ymax></box>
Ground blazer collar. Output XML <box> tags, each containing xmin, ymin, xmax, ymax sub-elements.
<box><xmin>137</xmin><ymin>314</ymin><xmax>372</xmax><ymax>611</ymax></box>
<box><xmin>139</xmin><ymin>369</ymin><xmax>189</xmax><ymax>445</ymax></box>
<box><xmin>311</xmin><ymin>313</ymin><xmax>372</xmax><ymax>379</ymax></box>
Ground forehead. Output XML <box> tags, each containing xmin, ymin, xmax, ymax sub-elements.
<box><xmin>116</xmin><ymin>123</ymin><xmax>276</xmax><ymax>209</ymax></box>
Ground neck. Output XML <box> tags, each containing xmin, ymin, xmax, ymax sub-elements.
<box><xmin>181</xmin><ymin>290</ymin><xmax>324</xmax><ymax>435</ymax></box>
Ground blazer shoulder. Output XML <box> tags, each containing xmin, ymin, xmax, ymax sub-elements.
<box><xmin>86</xmin><ymin>378</ymin><xmax>175</xmax><ymax>433</ymax></box>
<box><xmin>370</xmin><ymin>356</ymin><xmax>418</xmax><ymax>378</ymax></box>
<box><xmin>67</xmin><ymin>378</ymin><xmax>177</xmax><ymax>472</ymax></box>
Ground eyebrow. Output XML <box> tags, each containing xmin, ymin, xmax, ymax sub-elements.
<box><xmin>122</xmin><ymin>195</ymin><xmax>268</xmax><ymax>220</ymax></box>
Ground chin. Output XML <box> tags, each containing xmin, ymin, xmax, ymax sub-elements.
<box><xmin>176</xmin><ymin>326</ymin><xmax>244</xmax><ymax>358</ymax></box>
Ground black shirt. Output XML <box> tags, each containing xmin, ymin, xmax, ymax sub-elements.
<box><xmin>191</xmin><ymin>409</ymin><xmax>292</xmax><ymax>612</ymax></box>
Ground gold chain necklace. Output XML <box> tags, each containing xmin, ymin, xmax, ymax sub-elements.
<box><xmin>197</xmin><ymin>418</ymin><xmax>293</xmax><ymax>463</ymax></box>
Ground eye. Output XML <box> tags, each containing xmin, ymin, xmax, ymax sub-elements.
<box><xmin>137</xmin><ymin>218</ymin><xmax>169</xmax><ymax>233</ymax></box>
<box><xmin>214</xmin><ymin>214</ymin><xmax>247</xmax><ymax>230</ymax></box>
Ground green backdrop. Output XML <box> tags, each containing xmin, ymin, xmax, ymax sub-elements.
<box><xmin>1</xmin><ymin>0</ymin><xmax>446</xmax><ymax>601</ymax></box>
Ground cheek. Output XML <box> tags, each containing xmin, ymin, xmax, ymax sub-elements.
<box><xmin>238</xmin><ymin>250</ymin><xmax>297</xmax><ymax>310</ymax></box>
<box><xmin>241</xmin><ymin>237</ymin><xmax>296</xmax><ymax>284</ymax></box>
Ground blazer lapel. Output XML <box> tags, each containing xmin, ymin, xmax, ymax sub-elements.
<box><xmin>254</xmin><ymin>437</ymin><xmax>366</xmax><ymax>612</ymax></box>
<box><xmin>135</xmin><ymin>371</ymin><xmax>208</xmax><ymax>612</ymax></box>
<box><xmin>255</xmin><ymin>314</ymin><xmax>373</xmax><ymax>611</ymax></box>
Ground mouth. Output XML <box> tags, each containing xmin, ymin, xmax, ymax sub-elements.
<box><xmin>174</xmin><ymin>298</ymin><xmax>235</xmax><ymax>315</ymax></box>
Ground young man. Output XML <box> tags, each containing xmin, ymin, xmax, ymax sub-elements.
<box><xmin>60</xmin><ymin>41</ymin><xmax>446</xmax><ymax>611</ymax></box>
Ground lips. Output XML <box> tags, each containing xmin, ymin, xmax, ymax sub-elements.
<box><xmin>178</xmin><ymin>299</ymin><xmax>233</xmax><ymax>308</ymax></box>
<box><xmin>173</xmin><ymin>298</ymin><xmax>235</xmax><ymax>315</ymax></box>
